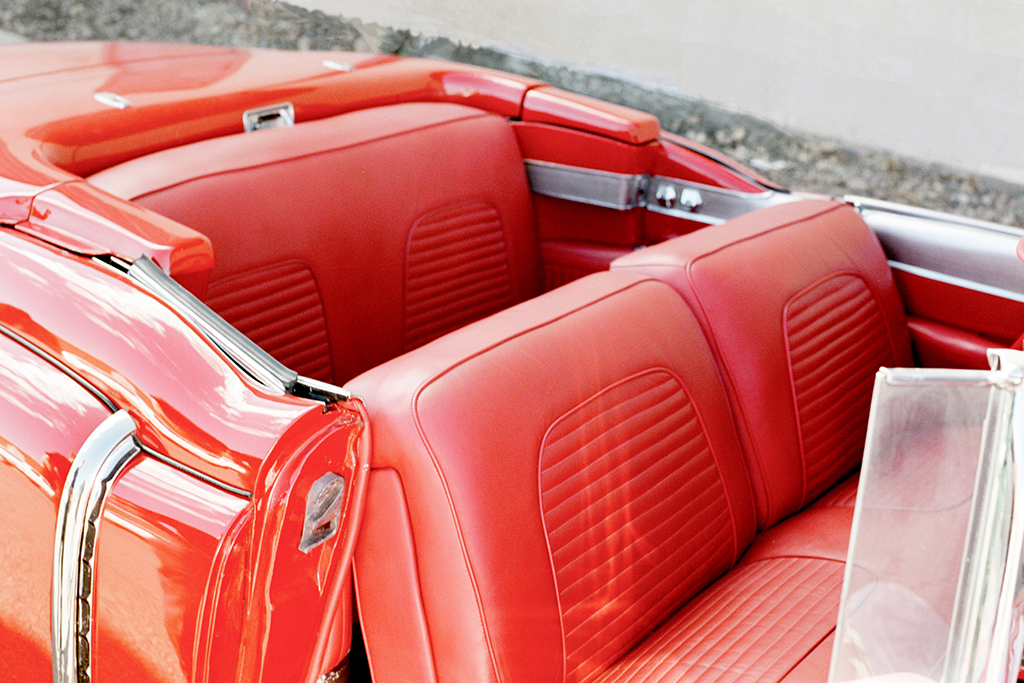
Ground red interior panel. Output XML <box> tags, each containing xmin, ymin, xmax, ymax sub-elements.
<box><xmin>892</xmin><ymin>268</ymin><xmax>1024</xmax><ymax>344</ymax></box>
<box><xmin>907</xmin><ymin>316</ymin><xmax>1000</xmax><ymax>369</ymax></box>
<box><xmin>538</xmin><ymin>240</ymin><xmax>631</xmax><ymax>290</ymax></box>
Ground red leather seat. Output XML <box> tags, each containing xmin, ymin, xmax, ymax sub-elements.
<box><xmin>347</xmin><ymin>258</ymin><xmax>878</xmax><ymax>683</ymax></box>
<box><xmin>347</xmin><ymin>198</ymin><xmax>913</xmax><ymax>683</ymax></box>
<box><xmin>347</xmin><ymin>271</ymin><xmax>761</xmax><ymax>683</ymax></box>
<box><xmin>89</xmin><ymin>102</ymin><xmax>539</xmax><ymax>383</ymax></box>
<box><xmin>613</xmin><ymin>199</ymin><xmax>912</xmax><ymax>529</ymax></box>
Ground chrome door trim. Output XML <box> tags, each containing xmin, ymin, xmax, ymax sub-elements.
<box><xmin>645</xmin><ymin>176</ymin><xmax>795</xmax><ymax>224</ymax></box>
<box><xmin>887</xmin><ymin>261</ymin><xmax>1024</xmax><ymax>305</ymax></box>
<box><xmin>523</xmin><ymin>159</ymin><xmax>796</xmax><ymax>225</ymax></box>
<box><xmin>52</xmin><ymin>410</ymin><xmax>141</xmax><ymax>683</ymax></box>
<box><xmin>524</xmin><ymin>159</ymin><xmax>648</xmax><ymax>210</ymax></box>
<box><xmin>849</xmin><ymin>195</ymin><xmax>1024</xmax><ymax>299</ymax></box>
<box><xmin>121</xmin><ymin>257</ymin><xmax>350</xmax><ymax>404</ymax></box>
<box><xmin>126</xmin><ymin>256</ymin><xmax>298</xmax><ymax>395</ymax></box>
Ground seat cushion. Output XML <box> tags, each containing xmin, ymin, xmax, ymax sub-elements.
<box><xmin>596</xmin><ymin>555</ymin><xmax>844</xmax><ymax>683</ymax></box>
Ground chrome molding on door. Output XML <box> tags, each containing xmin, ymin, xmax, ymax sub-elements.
<box><xmin>849</xmin><ymin>195</ymin><xmax>1024</xmax><ymax>302</ymax></box>
<box><xmin>52</xmin><ymin>410</ymin><xmax>141</xmax><ymax>683</ymax></box>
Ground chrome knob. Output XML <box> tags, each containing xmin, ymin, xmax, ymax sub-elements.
<box><xmin>655</xmin><ymin>183</ymin><xmax>678</xmax><ymax>208</ymax></box>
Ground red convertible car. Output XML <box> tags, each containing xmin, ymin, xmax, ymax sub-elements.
<box><xmin>2</xmin><ymin>41</ymin><xmax>1023</xmax><ymax>683</ymax></box>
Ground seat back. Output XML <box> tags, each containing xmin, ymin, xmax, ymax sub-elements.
<box><xmin>89</xmin><ymin>102</ymin><xmax>539</xmax><ymax>383</ymax></box>
<box><xmin>346</xmin><ymin>270</ymin><xmax>757</xmax><ymax>683</ymax></box>
<box><xmin>613</xmin><ymin>199</ymin><xmax>913</xmax><ymax>529</ymax></box>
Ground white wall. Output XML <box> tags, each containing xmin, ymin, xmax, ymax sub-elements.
<box><xmin>298</xmin><ymin>0</ymin><xmax>1024</xmax><ymax>184</ymax></box>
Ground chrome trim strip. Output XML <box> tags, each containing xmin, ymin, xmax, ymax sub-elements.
<box><xmin>127</xmin><ymin>257</ymin><xmax>298</xmax><ymax>395</ymax></box>
<box><xmin>0</xmin><ymin>324</ymin><xmax>117</xmax><ymax>413</ymax></box>
<box><xmin>293</xmin><ymin>375</ymin><xmax>351</xmax><ymax>404</ymax></box>
<box><xmin>888</xmin><ymin>261</ymin><xmax>1024</xmax><ymax>304</ymax></box>
<box><xmin>52</xmin><ymin>410</ymin><xmax>140</xmax><ymax>683</ymax></box>
<box><xmin>523</xmin><ymin>159</ymin><xmax>796</xmax><ymax>225</ymax></box>
<box><xmin>851</xmin><ymin>195</ymin><xmax>1024</xmax><ymax>297</ymax></box>
<box><xmin>93</xmin><ymin>92</ymin><xmax>132</xmax><ymax>110</ymax></box>
<box><xmin>848</xmin><ymin>195</ymin><xmax>1024</xmax><ymax>237</ymax></box>
<box><xmin>139</xmin><ymin>444</ymin><xmax>252</xmax><ymax>500</ymax></box>
<box><xmin>524</xmin><ymin>160</ymin><xmax>647</xmax><ymax>210</ymax></box>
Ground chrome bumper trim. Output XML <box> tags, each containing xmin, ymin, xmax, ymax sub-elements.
<box><xmin>52</xmin><ymin>410</ymin><xmax>140</xmax><ymax>683</ymax></box>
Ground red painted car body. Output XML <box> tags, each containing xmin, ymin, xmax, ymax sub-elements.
<box><xmin>1</xmin><ymin>41</ymin><xmax>1023</xmax><ymax>683</ymax></box>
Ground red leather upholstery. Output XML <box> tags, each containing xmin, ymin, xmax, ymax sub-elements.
<box><xmin>612</xmin><ymin>199</ymin><xmax>912</xmax><ymax>529</ymax></box>
<box><xmin>89</xmin><ymin>102</ymin><xmax>538</xmax><ymax>383</ymax></box>
<box><xmin>348</xmin><ymin>271</ymin><xmax>761</xmax><ymax>683</ymax></box>
<box><xmin>346</xmin><ymin>256</ymin><xmax>884</xmax><ymax>683</ymax></box>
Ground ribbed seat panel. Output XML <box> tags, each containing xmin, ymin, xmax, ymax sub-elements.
<box><xmin>785</xmin><ymin>274</ymin><xmax>894</xmax><ymax>501</ymax></box>
<box><xmin>404</xmin><ymin>200</ymin><xmax>514</xmax><ymax>351</ymax></box>
<box><xmin>205</xmin><ymin>260</ymin><xmax>333</xmax><ymax>382</ymax></box>
<box><xmin>541</xmin><ymin>370</ymin><xmax>739</xmax><ymax>683</ymax></box>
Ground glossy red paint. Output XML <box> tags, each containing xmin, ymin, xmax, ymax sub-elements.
<box><xmin>0</xmin><ymin>332</ymin><xmax>111</xmax><ymax>681</ymax></box>
<box><xmin>657</xmin><ymin>131</ymin><xmax>781</xmax><ymax>191</ymax></box>
<box><xmin>0</xmin><ymin>227</ymin><xmax>307</xmax><ymax>491</ymax></box>
<box><xmin>0</xmin><ymin>42</ymin><xmax>541</xmax><ymax>184</ymax></box>
<box><xmin>513</xmin><ymin>122</ymin><xmax>658</xmax><ymax>173</ymax></box>
<box><xmin>521</xmin><ymin>86</ymin><xmax>661</xmax><ymax>144</ymax></box>
<box><xmin>0</xmin><ymin>225</ymin><xmax>370</xmax><ymax>681</ymax></box>
<box><xmin>93</xmin><ymin>457</ymin><xmax>249</xmax><ymax>683</ymax></box>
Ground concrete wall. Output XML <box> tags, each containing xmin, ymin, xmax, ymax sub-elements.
<box><xmin>297</xmin><ymin>0</ymin><xmax>1024</xmax><ymax>184</ymax></box>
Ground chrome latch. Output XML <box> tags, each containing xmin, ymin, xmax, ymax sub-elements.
<box><xmin>94</xmin><ymin>92</ymin><xmax>132</xmax><ymax>110</ymax></box>
<box><xmin>243</xmin><ymin>103</ymin><xmax>295</xmax><ymax>132</ymax></box>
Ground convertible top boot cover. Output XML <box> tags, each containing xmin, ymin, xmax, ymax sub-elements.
<box><xmin>613</xmin><ymin>198</ymin><xmax>913</xmax><ymax>530</ymax></box>
<box><xmin>349</xmin><ymin>270</ymin><xmax>852</xmax><ymax>683</ymax></box>
<box><xmin>89</xmin><ymin>102</ymin><xmax>539</xmax><ymax>384</ymax></box>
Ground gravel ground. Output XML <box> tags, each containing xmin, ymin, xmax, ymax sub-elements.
<box><xmin>3</xmin><ymin>0</ymin><xmax>1023</xmax><ymax>227</ymax></box>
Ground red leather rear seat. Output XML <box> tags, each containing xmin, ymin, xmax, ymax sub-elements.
<box><xmin>89</xmin><ymin>102</ymin><xmax>539</xmax><ymax>383</ymax></box>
